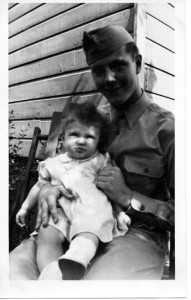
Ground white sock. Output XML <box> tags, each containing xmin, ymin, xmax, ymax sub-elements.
<box><xmin>61</xmin><ymin>234</ymin><xmax>98</xmax><ymax>267</ymax></box>
<box><xmin>58</xmin><ymin>234</ymin><xmax>99</xmax><ymax>279</ymax></box>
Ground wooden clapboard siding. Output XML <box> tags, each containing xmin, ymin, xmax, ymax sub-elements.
<box><xmin>9</xmin><ymin>138</ymin><xmax>46</xmax><ymax>159</ymax></box>
<box><xmin>146</xmin><ymin>3</ymin><xmax>174</xmax><ymax>29</ymax></box>
<box><xmin>8</xmin><ymin>4</ymin><xmax>18</xmax><ymax>9</ymax></box>
<box><xmin>9</xmin><ymin>8</ymin><xmax>134</xmax><ymax>69</ymax></box>
<box><xmin>9</xmin><ymin>49</ymin><xmax>86</xmax><ymax>86</ymax></box>
<box><xmin>9</xmin><ymin>94</ymin><xmax>107</xmax><ymax>120</ymax></box>
<box><xmin>145</xmin><ymin>39</ymin><xmax>174</xmax><ymax>75</ymax></box>
<box><xmin>9</xmin><ymin>3</ymin><xmax>80</xmax><ymax>38</ymax></box>
<box><xmin>145</xmin><ymin>67</ymin><xmax>174</xmax><ymax>99</ymax></box>
<box><xmin>9</xmin><ymin>3</ymin><xmax>132</xmax><ymax>53</ymax></box>
<box><xmin>9</xmin><ymin>71</ymin><xmax>96</xmax><ymax>102</ymax></box>
<box><xmin>143</xmin><ymin>4</ymin><xmax>174</xmax><ymax>102</ymax></box>
<box><xmin>9</xmin><ymin>3</ymin><xmax>43</xmax><ymax>24</ymax></box>
<box><xmin>146</xmin><ymin>14</ymin><xmax>174</xmax><ymax>52</ymax></box>
<box><xmin>10</xmin><ymin>120</ymin><xmax>51</xmax><ymax>139</ymax></box>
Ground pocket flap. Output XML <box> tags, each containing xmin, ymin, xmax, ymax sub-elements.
<box><xmin>124</xmin><ymin>156</ymin><xmax>164</xmax><ymax>178</ymax></box>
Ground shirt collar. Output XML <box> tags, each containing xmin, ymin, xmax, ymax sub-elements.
<box><xmin>123</xmin><ymin>90</ymin><xmax>151</xmax><ymax>129</ymax></box>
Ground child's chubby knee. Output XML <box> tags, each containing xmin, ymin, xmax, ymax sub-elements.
<box><xmin>38</xmin><ymin>225</ymin><xmax>65</xmax><ymax>243</ymax></box>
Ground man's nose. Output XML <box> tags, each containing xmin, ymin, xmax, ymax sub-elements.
<box><xmin>105</xmin><ymin>69</ymin><xmax>115</xmax><ymax>83</ymax></box>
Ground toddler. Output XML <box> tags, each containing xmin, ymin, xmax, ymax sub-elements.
<box><xmin>16</xmin><ymin>102</ymin><xmax>131</xmax><ymax>280</ymax></box>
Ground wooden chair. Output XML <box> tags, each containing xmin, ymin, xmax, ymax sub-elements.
<box><xmin>9</xmin><ymin>100</ymin><xmax>175</xmax><ymax>279</ymax></box>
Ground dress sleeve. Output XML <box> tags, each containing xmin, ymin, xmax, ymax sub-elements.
<box><xmin>37</xmin><ymin>159</ymin><xmax>51</xmax><ymax>184</ymax></box>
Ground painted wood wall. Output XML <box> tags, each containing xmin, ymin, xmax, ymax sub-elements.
<box><xmin>9</xmin><ymin>3</ymin><xmax>174</xmax><ymax>158</ymax></box>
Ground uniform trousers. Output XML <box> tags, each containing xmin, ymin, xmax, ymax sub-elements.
<box><xmin>9</xmin><ymin>226</ymin><xmax>168</xmax><ymax>280</ymax></box>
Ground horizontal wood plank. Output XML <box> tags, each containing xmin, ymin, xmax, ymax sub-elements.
<box><xmin>146</xmin><ymin>14</ymin><xmax>174</xmax><ymax>52</ymax></box>
<box><xmin>9</xmin><ymin>49</ymin><xmax>86</xmax><ymax>85</ymax></box>
<box><xmin>9</xmin><ymin>71</ymin><xmax>96</xmax><ymax>102</ymax></box>
<box><xmin>9</xmin><ymin>9</ymin><xmax>134</xmax><ymax>69</ymax></box>
<box><xmin>145</xmin><ymin>67</ymin><xmax>174</xmax><ymax>99</ymax></box>
<box><xmin>9</xmin><ymin>3</ymin><xmax>79</xmax><ymax>38</ymax></box>
<box><xmin>9</xmin><ymin>3</ymin><xmax>132</xmax><ymax>53</ymax></box>
<box><xmin>9</xmin><ymin>93</ymin><xmax>108</xmax><ymax>120</ymax></box>
<box><xmin>9</xmin><ymin>4</ymin><xmax>18</xmax><ymax>9</ymax></box>
<box><xmin>146</xmin><ymin>3</ymin><xmax>174</xmax><ymax>29</ymax></box>
<box><xmin>9</xmin><ymin>138</ymin><xmax>46</xmax><ymax>159</ymax></box>
<box><xmin>145</xmin><ymin>39</ymin><xmax>174</xmax><ymax>75</ymax></box>
<box><xmin>9</xmin><ymin>120</ymin><xmax>51</xmax><ymax>138</ymax></box>
<box><xmin>9</xmin><ymin>3</ymin><xmax>43</xmax><ymax>24</ymax></box>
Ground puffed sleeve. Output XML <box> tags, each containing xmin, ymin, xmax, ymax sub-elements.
<box><xmin>37</xmin><ymin>159</ymin><xmax>51</xmax><ymax>184</ymax></box>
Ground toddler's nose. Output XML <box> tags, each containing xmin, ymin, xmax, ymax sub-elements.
<box><xmin>77</xmin><ymin>137</ymin><xmax>85</xmax><ymax>144</ymax></box>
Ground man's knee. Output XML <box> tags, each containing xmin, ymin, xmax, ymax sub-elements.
<box><xmin>9</xmin><ymin>237</ymin><xmax>39</xmax><ymax>280</ymax></box>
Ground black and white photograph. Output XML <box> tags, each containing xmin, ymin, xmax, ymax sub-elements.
<box><xmin>0</xmin><ymin>0</ymin><xmax>188</xmax><ymax>298</ymax></box>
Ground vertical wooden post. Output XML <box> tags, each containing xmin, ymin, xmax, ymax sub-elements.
<box><xmin>133</xmin><ymin>3</ymin><xmax>147</xmax><ymax>90</ymax></box>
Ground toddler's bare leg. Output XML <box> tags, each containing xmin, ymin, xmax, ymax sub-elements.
<box><xmin>58</xmin><ymin>232</ymin><xmax>99</xmax><ymax>280</ymax></box>
<box><xmin>37</xmin><ymin>225</ymin><xmax>65</xmax><ymax>273</ymax></box>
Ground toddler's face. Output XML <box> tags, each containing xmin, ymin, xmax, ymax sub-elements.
<box><xmin>64</xmin><ymin>120</ymin><xmax>100</xmax><ymax>160</ymax></box>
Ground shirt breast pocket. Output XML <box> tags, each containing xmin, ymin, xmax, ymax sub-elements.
<box><xmin>122</xmin><ymin>155</ymin><xmax>165</xmax><ymax>198</ymax></box>
<box><xmin>124</xmin><ymin>155</ymin><xmax>164</xmax><ymax>178</ymax></box>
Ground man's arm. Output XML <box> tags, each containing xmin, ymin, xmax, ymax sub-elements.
<box><xmin>97</xmin><ymin>165</ymin><xmax>174</xmax><ymax>230</ymax></box>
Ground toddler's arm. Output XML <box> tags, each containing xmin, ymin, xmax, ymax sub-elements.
<box><xmin>16</xmin><ymin>182</ymin><xmax>42</xmax><ymax>227</ymax></box>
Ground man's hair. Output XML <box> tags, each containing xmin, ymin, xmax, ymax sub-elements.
<box><xmin>124</xmin><ymin>42</ymin><xmax>140</xmax><ymax>60</ymax></box>
<box><xmin>65</xmin><ymin>102</ymin><xmax>110</xmax><ymax>153</ymax></box>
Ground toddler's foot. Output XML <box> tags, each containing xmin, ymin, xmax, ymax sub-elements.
<box><xmin>58</xmin><ymin>256</ymin><xmax>86</xmax><ymax>280</ymax></box>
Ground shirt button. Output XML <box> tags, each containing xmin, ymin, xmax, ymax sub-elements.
<box><xmin>144</xmin><ymin>168</ymin><xmax>149</xmax><ymax>173</ymax></box>
<box><xmin>140</xmin><ymin>205</ymin><xmax>145</xmax><ymax>211</ymax></box>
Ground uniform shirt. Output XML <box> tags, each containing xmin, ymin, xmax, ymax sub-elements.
<box><xmin>108</xmin><ymin>91</ymin><xmax>174</xmax><ymax>230</ymax></box>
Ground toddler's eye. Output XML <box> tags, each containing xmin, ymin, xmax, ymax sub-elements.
<box><xmin>86</xmin><ymin>135</ymin><xmax>95</xmax><ymax>139</ymax></box>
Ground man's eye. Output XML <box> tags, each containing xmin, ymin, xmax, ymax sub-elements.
<box><xmin>70</xmin><ymin>132</ymin><xmax>78</xmax><ymax>137</ymax></box>
<box><xmin>111</xmin><ymin>62</ymin><xmax>127</xmax><ymax>72</ymax></box>
<box><xmin>92</xmin><ymin>68</ymin><xmax>104</xmax><ymax>76</ymax></box>
<box><xmin>112</xmin><ymin>65</ymin><xmax>125</xmax><ymax>72</ymax></box>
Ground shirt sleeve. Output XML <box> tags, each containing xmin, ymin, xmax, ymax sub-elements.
<box><xmin>126</xmin><ymin>117</ymin><xmax>175</xmax><ymax>230</ymax></box>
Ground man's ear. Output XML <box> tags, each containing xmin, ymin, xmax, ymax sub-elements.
<box><xmin>135</xmin><ymin>54</ymin><xmax>142</xmax><ymax>74</ymax></box>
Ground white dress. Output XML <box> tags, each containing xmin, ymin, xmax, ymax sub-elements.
<box><xmin>38</xmin><ymin>152</ymin><xmax>126</xmax><ymax>242</ymax></box>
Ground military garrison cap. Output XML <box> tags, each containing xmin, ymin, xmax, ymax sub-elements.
<box><xmin>82</xmin><ymin>25</ymin><xmax>134</xmax><ymax>66</ymax></box>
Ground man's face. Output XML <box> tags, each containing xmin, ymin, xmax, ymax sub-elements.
<box><xmin>90</xmin><ymin>45</ymin><xmax>141</xmax><ymax>107</ymax></box>
<box><xmin>64</xmin><ymin>120</ymin><xmax>100</xmax><ymax>160</ymax></box>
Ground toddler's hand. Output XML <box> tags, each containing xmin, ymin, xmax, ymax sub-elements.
<box><xmin>117</xmin><ymin>211</ymin><xmax>131</xmax><ymax>231</ymax></box>
<box><xmin>16</xmin><ymin>208</ymin><xmax>28</xmax><ymax>228</ymax></box>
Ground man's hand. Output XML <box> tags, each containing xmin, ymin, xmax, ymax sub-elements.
<box><xmin>35</xmin><ymin>183</ymin><xmax>74</xmax><ymax>230</ymax></box>
<box><xmin>97</xmin><ymin>166</ymin><xmax>133</xmax><ymax>209</ymax></box>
